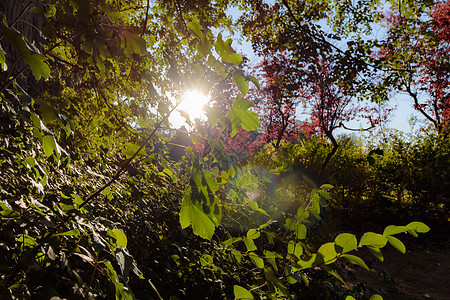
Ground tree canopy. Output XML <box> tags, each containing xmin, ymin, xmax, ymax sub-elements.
<box><xmin>0</xmin><ymin>0</ymin><xmax>446</xmax><ymax>299</ymax></box>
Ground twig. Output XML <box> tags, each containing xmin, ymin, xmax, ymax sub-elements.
<box><xmin>141</xmin><ymin>0</ymin><xmax>150</xmax><ymax>36</ymax></box>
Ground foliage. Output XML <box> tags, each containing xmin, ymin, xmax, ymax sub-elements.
<box><xmin>0</xmin><ymin>0</ymin><xmax>441</xmax><ymax>299</ymax></box>
<box><xmin>376</xmin><ymin>0</ymin><xmax>450</xmax><ymax>133</ymax></box>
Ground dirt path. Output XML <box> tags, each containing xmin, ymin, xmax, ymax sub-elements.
<box><xmin>358</xmin><ymin>245</ymin><xmax>450</xmax><ymax>299</ymax></box>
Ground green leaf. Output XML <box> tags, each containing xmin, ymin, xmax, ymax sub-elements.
<box><xmin>233</xmin><ymin>285</ymin><xmax>253</xmax><ymax>299</ymax></box>
<box><xmin>23</xmin><ymin>54</ymin><xmax>51</xmax><ymax>81</ymax></box>
<box><xmin>17</xmin><ymin>235</ymin><xmax>37</xmax><ymax>248</ymax></box>
<box><xmin>341</xmin><ymin>254</ymin><xmax>369</xmax><ymax>270</ymax></box>
<box><xmin>232</xmin><ymin>70</ymin><xmax>249</xmax><ymax>95</ymax></box>
<box><xmin>42</xmin><ymin>135</ymin><xmax>58</xmax><ymax>157</ymax></box>
<box><xmin>367</xmin><ymin>246</ymin><xmax>384</xmax><ymax>262</ymax></box>
<box><xmin>383</xmin><ymin>225</ymin><xmax>408</xmax><ymax>236</ymax></box>
<box><xmin>187</xmin><ymin>22</ymin><xmax>203</xmax><ymax>39</ymax></box>
<box><xmin>179</xmin><ymin>189</ymin><xmax>216</xmax><ymax>240</ymax></box>
<box><xmin>317</xmin><ymin>242</ymin><xmax>337</xmax><ymax>264</ymax></box>
<box><xmin>243</xmin><ymin>237</ymin><xmax>257</xmax><ymax>252</ymax></box>
<box><xmin>335</xmin><ymin>233</ymin><xmax>357</xmax><ymax>253</ymax></box>
<box><xmin>103</xmin><ymin>260</ymin><xmax>133</xmax><ymax>300</ymax></box>
<box><xmin>294</xmin><ymin>254</ymin><xmax>319</xmax><ymax>271</ymax></box>
<box><xmin>248</xmin><ymin>75</ymin><xmax>260</xmax><ymax>90</ymax></box>
<box><xmin>288</xmin><ymin>240</ymin><xmax>304</xmax><ymax>258</ymax></box>
<box><xmin>320</xmin><ymin>265</ymin><xmax>345</xmax><ymax>284</ymax></box>
<box><xmin>214</xmin><ymin>33</ymin><xmax>242</xmax><ymax>65</ymax></box>
<box><xmin>345</xmin><ymin>296</ymin><xmax>356</xmax><ymax>300</ymax></box>
<box><xmin>249</xmin><ymin>252</ymin><xmax>264</xmax><ymax>269</ymax></box>
<box><xmin>123</xmin><ymin>142</ymin><xmax>145</xmax><ymax>159</ymax></box>
<box><xmin>387</xmin><ymin>236</ymin><xmax>406</xmax><ymax>254</ymax></box>
<box><xmin>369</xmin><ymin>295</ymin><xmax>383</xmax><ymax>300</ymax></box>
<box><xmin>57</xmin><ymin>229</ymin><xmax>81</xmax><ymax>236</ymax></box>
<box><xmin>247</xmin><ymin>229</ymin><xmax>260</xmax><ymax>239</ymax></box>
<box><xmin>46</xmin><ymin>4</ymin><xmax>57</xmax><ymax>17</ymax></box>
<box><xmin>109</xmin><ymin>229</ymin><xmax>128</xmax><ymax>248</ymax></box>
<box><xmin>227</xmin><ymin>95</ymin><xmax>259</xmax><ymax>136</ymax></box>
<box><xmin>231</xmin><ymin>250</ymin><xmax>243</xmax><ymax>263</ymax></box>
<box><xmin>0</xmin><ymin>46</ymin><xmax>6</xmax><ymax>71</ymax></box>
<box><xmin>360</xmin><ymin>232</ymin><xmax>388</xmax><ymax>248</ymax></box>
<box><xmin>406</xmin><ymin>222</ymin><xmax>430</xmax><ymax>233</ymax></box>
<box><xmin>0</xmin><ymin>20</ymin><xmax>30</xmax><ymax>58</ymax></box>
<box><xmin>292</xmin><ymin>223</ymin><xmax>305</xmax><ymax>239</ymax></box>
<box><xmin>121</xmin><ymin>29</ymin><xmax>147</xmax><ymax>55</ymax></box>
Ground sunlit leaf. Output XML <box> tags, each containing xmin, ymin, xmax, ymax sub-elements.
<box><xmin>214</xmin><ymin>33</ymin><xmax>242</xmax><ymax>65</ymax></box>
<box><xmin>317</xmin><ymin>242</ymin><xmax>337</xmax><ymax>264</ymax></box>
<box><xmin>42</xmin><ymin>135</ymin><xmax>58</xmax><ymax>157</ymax></box>
<box><xmin>233</xmin><ymin>70</ymin><xmax>249</xmax><ymax>95</ymax></box>
<box><xmin>23</xmin><ymin>54</ymin><xmax>51</xmax><ymax>81</ymax></box>
<box><xmin>179</xmin><ymin>188</ymin><xmax>216</xmax><ymax>240</ymax></box>
<box><xmin>233</xmin><ymin>285</ymin><xmax>253</xmax><ymax>299</ymax></box>
<box><xmin>360</xmin><ymin>232</ymin><xmax>387</xmax><ymax>248</ymax></box>
<box><xmin>335</xmin><ymin>233</ymin><xmax>357</xmax><ymax>253</ymax></box>
<box><xmin>109</xmin><ymin>229</ymin><xmax>128</xmax><ymax>248</ymax></box>
<box><xmin>406</xmin><ymin>222</ymin><xmax>430</xmax><ymax>233</ymax></box>
<box><xmin>387</xmin><ymin>236</ymin><xmax>406</xmax><ymax>254</ymax></box>
<box><xmin>383</xmin><ymin>225</ymin><xmax>408</xmax><ymax>236</ymax></box>
<box><xmin>341</xmin><ymin>254</ymin><xmax>369</xmax><ymax>270</ymax></box>
<box><xmin>243</xmin><ymin>237</ymin><xmax>257</xmax><ymax>252</ymax></box>
<box><xmin>367</xmin><ymin>246</ymin><xmax>384</xmax><ymax>262</ymax></box>
<box><xmin>247</xmin><ymin>228</ymin><xmax>260</xmax><ymax>239</ymax></box>
<box><xmin>56</xmin><ymin>229</ymin><xmax>81</xmax><ymax>236</ymax></box>
<box><xmin>0</xmin><ymin>46</ymin><xmax>6</xmax><ymax>71</ymax></box>
<box><xmin>249</xmin><ymin>252</ymin><xmax>264</xmax><ymax>268</ymax></box>
<box><xmin>227</xmin><ymin>95</ymin><xmax>259</xmax><ymax>136</ymax></box>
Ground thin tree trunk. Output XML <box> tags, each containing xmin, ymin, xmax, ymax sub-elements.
<box><xmin>0</xmin><ymin>0</ymin><xmax>43</xmax><ymax>96</ymax></box>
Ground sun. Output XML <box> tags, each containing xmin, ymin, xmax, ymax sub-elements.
<box><xmin>170</xmin><ymin>89</ymin><xmax>210</xmax><ymax>128</ymax></box>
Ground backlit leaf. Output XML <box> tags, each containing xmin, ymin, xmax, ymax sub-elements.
<box><xmin>0</xmin><ymin>46</ymin><xmax>6</xmax><ymax>71</ymax></box>
<box><xmin>227</xmin><ymin>95</ymin><xmax>259</xmax><ymax>136</ymax></box>
<box><xmin>56</xmin><ymin>229</ymin><xmax>81</xmax><ymax>236</ymax></box>
<box><xmin>243</xmin><ymin>237</ymin><xmax>257</xmax><ymax>252</ymax></box>
<box><xmin>360</xmin><ymin>232</ymin><xmax>387</xmax><ymax>248</ymax></box>
<box><xmin>248</xmin><ymin>75</ymin><xmax>260</xmax><ymax>90</ymax></box>
<box><xmin>233</xmin><ymin>70</ymin><xmax>249</xmax><ymax>95</ymax></box>
<box><xmin>406</xmin><ymin>222</ymin><xmax>430</xmax><ymax>233</ymax></box>
<box><xmin>341</xmin><ymin>254</ymin><xmax>369</xmax><ymax>270</ymax></box>
<box><xmin>110</xmin><ymin>229</ymin><xmax>128</xmax><ymax>248</ymax></box>
<box><xmin>383</xmin><ymin>225</ymin><xmax>408</xmax><ymax>236</ymax></box>
<box><xmin>387</xmin><ymin>236</ymin><xmax>406</xmax><ymax>254</ymax></box>
<box><xmin>233</xmin><ymin>285</ymin><xmax>253</xmax><ymax>299</ymax></box>
<box><xmin>42</xmin><ymin>135</ymin><xmax>58</xmax><ymax>157</ymax></box>
<box><xmin>317</xmin><ymin>242</ymin><xmax>337</xmax><ymax>264</ymax></box>
<box><xmin>23</xmin><ymin>54</ymin><xmax>51</xmax><ymax>81</ymax></box>
<box><xmin>180</xmin><ymin>188</ymin><xmax>216</xmax><ymax>240</ymax></box>
<box><xmin>214</xmin><ymin>33</ymin><xmax>242</xmax><ymax>65</ymax></box>
<box><xmin>247</xmin><ymin>229</ymin><xmax>260</xmax><ymax>239</ymax></box>
<box><xmin>335</xmin><ymin>233</ymin><xmax>357</xmax><ymax>253</ymax></box>
<box><xmin>249</xmin><ymin>252</ymin><xmax>264</xmax><ymax>269</ymax></box>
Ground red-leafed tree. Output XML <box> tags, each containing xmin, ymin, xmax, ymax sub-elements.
<box><xmin>256</xmin><ymin>54</ymin><xmax>389</xmax><ymax>175</ymax></box>
<box><xmin>377</xmin><ymin>0</ymin><xmax>450</xmax><ymax>133</ymax></box>
<box><xmin>253</xmin><ymin>53</ymin><xmax>302</xmax><ymax>148</ymax></box>
<box><xmin>299</xmin><ymin>60</ymin><xmax>387</xmax><ymax>173</ymax></box>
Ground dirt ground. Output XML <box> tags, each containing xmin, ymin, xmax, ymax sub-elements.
<box><xmin>354</xmin><ymin>235</ymin><xmax>450</xmax><ymax>299</ymax></box>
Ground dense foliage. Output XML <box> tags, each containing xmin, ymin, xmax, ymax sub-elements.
<box><xmin>0</xmin><ymin>0</ymin><xmax>446</xmax><ymax>299</ymax></box>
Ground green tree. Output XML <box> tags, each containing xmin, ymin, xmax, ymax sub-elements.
<box><xmin>0</xmin><ymin>0</ymin><xmax>434</xmax><ymax>299</ymax></box>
